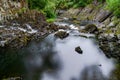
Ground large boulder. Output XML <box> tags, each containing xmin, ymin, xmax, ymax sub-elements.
<box><xmin>54</xmin><ymin>31</ymin><xmax>69</xmax><ymax>39</ymax></box>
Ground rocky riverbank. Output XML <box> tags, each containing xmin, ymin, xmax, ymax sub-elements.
<box><xmin>57</xmin><ymin>2</ymin><xmax>120</xmax><ymax>62</ymax></box>
<box><xmin>0</xmin><ymin>10</ymin><xmax>51</xmax><ymax>48</ymax></box>
<box><xmin>0</xmin><ymin>2</ymin><xmax>120</xmax><ymax>62</ymax></box>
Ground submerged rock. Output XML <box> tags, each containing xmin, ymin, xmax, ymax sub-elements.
<box><xmin>75</xmin><ymin>46</ymin><xmax>83</xmax><ymax>54</ymax></box>
<box><xmin>54</xmin><ymin>31</ymin><xmax>69</xmax><ymax>39</ymax></box>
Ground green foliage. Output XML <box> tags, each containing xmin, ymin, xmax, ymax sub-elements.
<box><xmin>55</xmin><ymin>0</ymin><xmax>69</xmax><ymax>9</ymax></box>
<box><xmin>106</xmin><ymin>0</ymin><xmax>120</xmax><ymax>17</ymax></box>
<box><xmin>26</xmin><ymin>0</ymin><xmax>95</xmax><ymax>19</ymax></box>
<box><xmin>68</xmin><ymin>0</ymin><xmax>93</xmax><ymax>8</ymax></box>
<box><xmin>27</xmin><ymin>0</ymin><xmax>120</xmax><ymax>19</ymax></box>
<box><xmin>27</xmin><ymin>0</ymin><xmax>57</xmax><ymax>19</ymax></box>
<box><xmin>47</xmin><ymin>18</ymin><xmax>56</xmax><ymax>23</ymax></box>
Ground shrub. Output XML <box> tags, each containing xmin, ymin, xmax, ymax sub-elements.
<box><xmin>106</xmin><ymin>0</ymin><xmax>120</xmax><ymax>17</ymax></box>
<box><xmin>27</xmin><ymin>0</ymin><xmax>56</xmax><ymax>19</ymax></box>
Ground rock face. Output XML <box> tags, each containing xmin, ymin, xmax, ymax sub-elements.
<box><xmin>54</xmin><ymin>31</ymin><xmax>69</xmax><ymax>39</ymax></box>
<box><xmin>98</xmin><ymin>34</ymin><xmax>120</xmax><ymax>61</ymax></box>
<box><xmin>95</xmin><ymin>10</ymin><xmax>112</xmax><ymax>22</ymax></box>
<box><xmin>84</xmin><ymin>24</ymin><xmax>98</xmax><ymax>33</ymax></box>
<box><xmin>0</xmin><ymin>10</ymin><xmax>49</xmax><ymax>48</ymax></box>
<box><xmin>0</xmin><ymin>0</ymin><xmax>27</xmax><ymax>22</ymax></box>
<box><xmin>75</xmin><ymin>46</ymin><xmax>83</xmax><ymax>54</ymax></box>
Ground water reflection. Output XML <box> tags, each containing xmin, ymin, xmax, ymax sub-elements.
<box><xmin>0</xmin><ymin>31</ymin><xmax>115</xmax><ymax>80</ymax></box>
<box><xmin>22</xmin><ymin>35</ymin><xmax>61</xmax><ymax>80</ymax></box>
<box><xmin>0</xmin><ymin>35</ymin><xmax>61</xmax><ymax>80</ymax></box>
<box><xmin>0</xmin><ymin>47</ymin><xmax>25</xmax><ymax>79</ymax></box>
<box><xmin>80</xmin><ymin>65</ymin><xmax>107</xmax><ymax>80</ymax></box>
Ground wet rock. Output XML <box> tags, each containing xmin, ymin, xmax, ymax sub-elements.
<box><xmin>75</xmin><ymin>46</ymin><xmax>83</xmax><ymax>54</ymax></box>
<box><xmin>98</xmin><ymin>33</ymin><xmax>118</xmax><ymax>42</ymax></box>
<box><xmin>79</xmin><ymin>35</ymin><xmax>88</xmax><ymax>38</ymax></box>
<box><xmin>108</xmin><ymin>22</ymin><xmax>116</xmax><ymax>27</ymax></box>
<box><xmin>54</xmin><ymin>31</ymin><xmax>69</xmax><ymax>39</ymax></box>
<box><xmin>0</xmin><ymin>10</ymin><xmax>50</xmax><ymax>48</ymax></box>
<box><xmin>48</xmin><ymin>24</ymin><xmax>59</xmax><ymax>31</ymax></box>
<box><xmin>84</xmin><ymin>24</ymin><xmax>98</xmax><ymax>33</ymax></box>
<box><xmin>98</xmin><ymin>33</ymin><xmax>120</xmax><ymax>61</ymax></box>
<box><xmin>3</xmin><ymin>77</ymin><xmax>22</xmax><ymax>80</ymax></box>
<box><xmin>0</xmin><ymin>40</ymin><xmax>7</xmax><ymax>47</ymax></box>
<box><xmin>58</xmin><ymin>25</ymin><xmax>70</xmax><ymax>30</ymax></box>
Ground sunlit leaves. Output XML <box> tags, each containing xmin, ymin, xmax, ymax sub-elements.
<box><xmin>106</xmin><ymin>0</ymin><xmax>120</xmax><ymax>17</ymax></box>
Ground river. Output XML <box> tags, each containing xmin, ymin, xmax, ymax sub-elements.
<box><xmin>0</xmin><ymin>20</ymin><xmax>118</xmax><ymax>80</ymax></box>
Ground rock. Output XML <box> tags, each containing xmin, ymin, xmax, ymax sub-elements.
<box><xmin>103</xmin><ymin>18</ymin><xmax>111</xmax><ymax>26</ymax></box>
<box><xmin>108</xmin><ymin>22</ymin><xmax>116</xmax><ymax>27</ymax></box>
<box><xmin>3</xmin><ymin>77</ymin><xmax>22</xmax><ymax>80</ymax></box>
<box><xmin>75</xmin><ymin>46</ymin><xmax>83</xmax><ymax>54</ymax></box>
<box><xmin>58</xmin><ymin>25</ymin><xmax>70</xmax><ymax>30</ymax></box>
<box><xmin>61</xmin><ymin>8</ymin><xmax>81</xmax><ymax>18</ymax></box>
<box><xmin>0</xmin><ymin>40</ymin><xmax>7</xmax><ymax>47</ymax></box>
<box><xmin>48</xmin><ymin>24</ymin><xmax>59</xmax><ymax>31</ymax></box>
<box><xmin>54</xmin><ymin>31</ymin><xmax>69</xmax><ymax>39</ymax></box>
<box><xmin>84</xmin><ymin>24</ymin><xmax>98</xmax><ymax>33</ymax></box>
<box><xmin>95</xmin><ymin>9</ymin><xmax>112</xmax><ymax>22</ymax></box>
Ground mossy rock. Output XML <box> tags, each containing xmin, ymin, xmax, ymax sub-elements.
<box><xmin>54</xmin><ymin>31</ymin><xmax>69</xmax><ymax>39</ymax></box>
<box><xmin>48</xmin><ymin>24</ymin><xmax>59</xmax><ymax>31</ymax></box>
<box><xmin>84</xmin><ymin>24</ymin><xmax>98</xmax><ymax>33</ymax></box>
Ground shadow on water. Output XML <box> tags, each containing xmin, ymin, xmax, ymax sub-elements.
<box><xmin>0</xmin><ymin>35</ymin><xmax>61</xmax><ymax>80</ymax></box>
<box><xmin>80</xmin><ymin>65</ymin><xmax>107</xmax><ymax>80</ymax></box>
<box><xmin>0</xmin><ymin>30</ymin><xmax>117</xmax><ymax>80</ymax></box>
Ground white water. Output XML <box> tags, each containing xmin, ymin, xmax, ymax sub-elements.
<box><xmin>41</xmin><ymin>31</ymin><xmax>114</xmax><ymax>80</ymax></box>
<box><xmin>40</xmin><ymin>22</ymin><xmax>115</xmax><ymax>80</ymax></box>
<box><xmin>10</xmin><ymin>24</ymin><xmax>37</xmax><ymax>34</ymax></box>
<box><xmin>13</xmin><ymin>21</ymin><xmax>115</xmax><ymax>80</ymax></box>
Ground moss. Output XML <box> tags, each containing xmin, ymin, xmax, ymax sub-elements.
<box><xmin>73</xmin><ymin>20</ymin><xmax>80</xmax><ymax>24</ymax></box>
<box><xmin>115</xmin><ymin>23</ymin><xmax>120</xmax><ymax>34</ymax></box>
<box><xmin>18</xmin><ymin>7</ymin><xmax>27</xmax><ymax>14</ymax></box>
<box><xmin>22</xmin><ymin>36</ymin><xmax>30</xmax><ymax>45</ymax></box>
<box><xmin>110</xmin><ymin>63</ymin><xmax>120</xmax><ymax>80</ymax></box>
<box><xmin>72</xmin><ymin>15</ymin><xmax>77</xmax><ymax>20</ymax></box>
<box><xmin>95</xmin><ymin>3</ymin><xmax>104</xmax><ymax>10</ymax></box>
<box><xmin>88</xmin><ymin>15</ymin><xmax>94</xmax><ymax>20</ymax></box>
<box><xmin>47</xmin><ymin>18</ymin><xmax>56</xmax><ymax>23</ymax></box>
<box><xmin>105</xmin><ymin>29</ymin><xmax>112</xmax><ymax>33</ymax></box>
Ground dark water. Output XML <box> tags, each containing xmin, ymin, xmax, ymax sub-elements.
<box><xmin>0</xmin><ymin>29</ymin><xmax>115</xmax><ymax>80</ymax></box>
